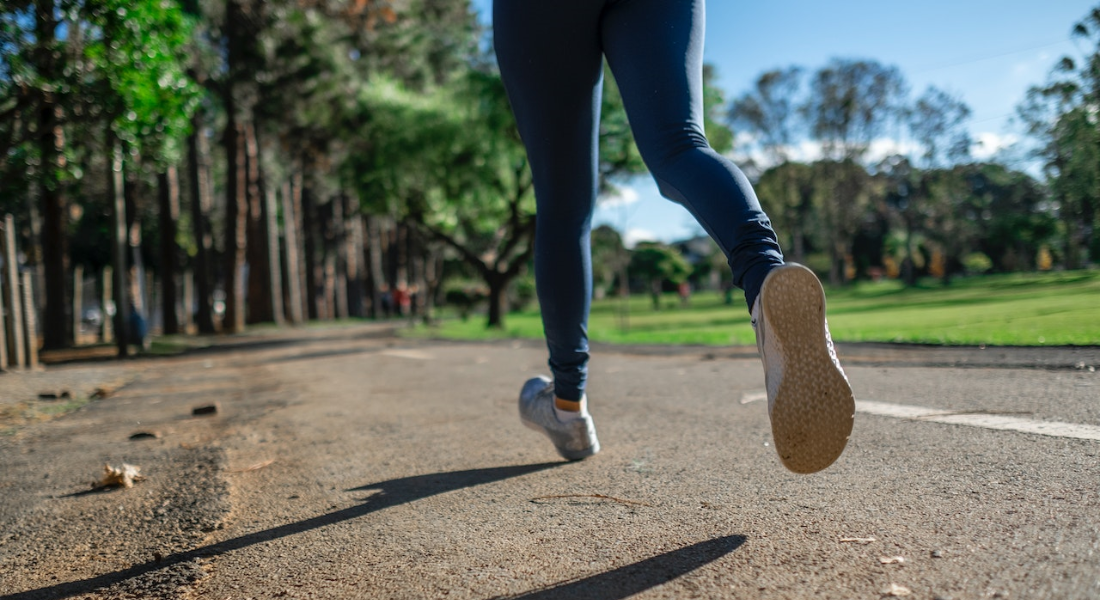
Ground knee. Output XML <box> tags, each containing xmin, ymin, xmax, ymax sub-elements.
<box><xmin>636</xmin><ymin>128</ymin><xmax>710</xmax><ymax>176</ymax></box>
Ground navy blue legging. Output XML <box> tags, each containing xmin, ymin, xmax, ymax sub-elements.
<box><xmin>494</xmin><ymin>0</ymin><xmax>784</xmax><ymax>401</ymax></box>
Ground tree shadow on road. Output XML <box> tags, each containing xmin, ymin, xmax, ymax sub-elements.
<box><xmin>0</xmin><ymin>462</ymin><xmax>561</xmax><ymax>600</ymax></box>
<box><xmin>489</xmin><ymin>535</ymin><xmax>747</xmax><ymax>600</ymax></box>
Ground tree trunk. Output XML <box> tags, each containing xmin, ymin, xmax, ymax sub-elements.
<box><xmin>323</xmin><ymin>254</ymin><xmax>336</xmax><ymax>321</ymax></box>
<box><xmin>244</xmin><ymin>120</ymin><xmax>274</xmax><ymax>324</ymax></box>
<box><xmin>486</xmin><ymin>273</ymin><xmax>506</xmax><ymax>328</ymax></box>
<box><xmin>124</xmin><ymin>163</ymin><xmax>149</xmax><ymax>347</ymax></box>
<box><xmin>345</xmin><ymin>208</ymin><xmax>365</xmax><ymax>318</ymax></box>
<box><xmin>222</xmin><ymin>119</ymin><xmax>248</xmax><ymax>333</ymax></box>
<box><xmin>366</xmin><ymin>215</ymin><xmax>384</xmax><ymax>319</ymax></box>
<box><xmin>333</xmin><ymin>194</ymin><xmax>349</xmax><ymax>320</ymax></box>
<box><xmin>421</xmin><ymin>245</ymin><xmax>442</xmax><ymax>323</ymax></box>
<box><xmin>302</xmin><ymin>181</ymin><xmax>320</xmax><ymax>320</ymax></box>
<box><xmin>39</xmin><ymin>104</ymin><xmax>69</xmax><ymax>349</ymax></box>
<box><xmin>2</xmin><ymin>214</ymin><xmax>26</xmax><ymax>366</ymax></box>
<box><xmin>25</xmin><ymin>167</ymin><xmax>46</xmax><ymax>320</ymax></box>
<box><xmin>158</xmin><ymin>166</ymin><xmax>181</xmax><ymax>334</ymax></box>
<box><xmin>187</xmin><ymin>114</ymin><xmax>216</xmax><ymax>334</ymax></box>
<box><xmin>109</xmin><ymin>144</ymin><xmax>129</xmax><ymax>356</ymax></box>
<box><xmin>265</xmin><ymin>181</ymin><xmax>285</xmax><ymax>325</ymax></box>
<box><xmin>281</xmin><ymin>177</ymin><xmax>304</xmax><ymax>324</ymax></box>
<box><xmin>903</xmin><ymin>218</ymin><xmax>916</xmax><ymax>286</ymax></box>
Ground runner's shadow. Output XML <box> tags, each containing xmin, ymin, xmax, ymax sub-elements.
<box><xmin>492</xmin><ymin>535</ymin><xmax>746</xmax><ymax>600</ymax></box>
<box><xmin>0</xmin><ymin>462</ymin><xmax>560</xmax><ymax>600</ymax></box>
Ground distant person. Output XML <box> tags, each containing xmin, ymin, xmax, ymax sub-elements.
<box><xmin>677</xmin><ymin>280</ymin><xmax>691</xmax><ymax>307</ymax></box>
<box><xmin>496</xmin><ymin>0</ymin><xmax>855</xmax><ymax>473</ymax></box>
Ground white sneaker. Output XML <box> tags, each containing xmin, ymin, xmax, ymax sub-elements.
<box><xmin>752</xmin><ymin>264</ymin><xmax>855</xmax><ymax>474</ymax></box>
<box><xmin>519</xmin><ymin>376</ymin><xmax>600</xmax><ymax>461</ymax></box>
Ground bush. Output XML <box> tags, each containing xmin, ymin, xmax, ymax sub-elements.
<box><xmin>444</xmin><ymin>283</ymin><xmax>487</xmax><ymax>321</ymax></box>
<box><xmin>963</xmin><ymin>252</ymin><xmax>993</xmax><ymax>274</ymax></box>
<box><xmin>509</xmin><ymin>275</ymin><xmax>537</xmax><ymax>312</ymax></box>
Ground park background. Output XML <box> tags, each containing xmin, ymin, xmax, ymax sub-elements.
<box><xmin>1</xmin><ymin>0</ymin><xmax>1099</xmax><ymax>365</ymax></box>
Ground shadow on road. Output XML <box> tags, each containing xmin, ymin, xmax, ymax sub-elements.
<box><xmin>1</xmin><ymin>462</ymin><xmax>561</xmax><ymax>600</ymax></box>
<box><xmin>490</xmin><ymin>535</ymin><xmax>747</xmax><ymax>600</ymax></box>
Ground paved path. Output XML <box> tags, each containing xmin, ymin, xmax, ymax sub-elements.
<box><xmin>1</xmin><ymin>324</ymin><xmax>1098</xmax><ymax>599</ymax></box>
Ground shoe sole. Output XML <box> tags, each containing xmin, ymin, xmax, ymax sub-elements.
<box><xmin>760</xmin><ymin>264</ymin><xmax>855</xmax><ymax>474</ymax></box>
<box><xmin>520</xmin><ymin>417</ymin><xmax>599</xmax><ymax>461</ymax></box>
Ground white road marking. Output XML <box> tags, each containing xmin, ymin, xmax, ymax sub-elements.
<box><xmin>740</xmin><ymin>391</ymin><xmax>767</xmax><ymax>404</ymax></box>
<box><xmin>856</xmin><ymin>400</ymin><xmax>1100</xmax><ymax>442</ymax></box>
<box><xmin>380</xmin><ymin>349</ymin><xmax>434</xmax><ymax>360</ymax></box>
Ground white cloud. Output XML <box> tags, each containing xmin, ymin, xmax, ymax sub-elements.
<box><xmin>785</xmin><ymin>140</ymin><xmax>826</xmax><ymax>164</ymax></box>
<box><xmin>972</xmin><ymin>132</ymin><xmax>1019</xmax><ymax>160</ymax></box>
<box><xmin>866</xmin><ymin>138</ymin><xmax>921</xmax><ymax>163</ymax></box>
<box><xmin>598</xmin><ymin>186</ymin><xmax>639</xmax><ymax>208</ymax></box>
<box><xmin>737</xmin><ymin>137</ymin><xmax>919</xmax><ymax>169</ymax></box>
<box><xmin>622</xmin><ymin>228</ymin><xmax>658</xmax><ymax>249</ymax></box>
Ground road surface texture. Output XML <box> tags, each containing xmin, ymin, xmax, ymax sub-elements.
<box><xmin>1</xmin><ymin>323</ymin><xmax>1098</xmax><ymax>599</ymax></box>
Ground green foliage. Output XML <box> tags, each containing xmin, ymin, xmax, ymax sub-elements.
<box><xmin>908</xmin><ymin>85</ymin><xmax>972</xmax><ymax>167</ymax></box>
<box><xmin>804</xmin><ymin>58</ymin><xmax>908</xmax><ymax>161</ymax></box>
<box><xmin>598</xmin><ymin>65</ymin><xmax>645</xmax><ymax>191</ymax></box>
<box><xmin>963</xmin><ymin>252</ymin><xmax>992</xmax><ymax>274</ymax></box>
<box><xmin>1017</xmin><ymin>5</ymin><xmax>1100</xmax><ymax>268</ymax></box>
<box><xmin>630</xmin><ymin>243</ymin><xmax>692</xmax><ymax>285</ymax></box>
<box><xmin>82</xmin><ymin>0</ymin><xmax>201</xmax><ymax>163</ymax></box>
<box><xmin>591</xmin><ymin>224</ymin><xmax>628</xmax><ymax>297</ymax></box>
<box><xmin>701</xmin><ymin>64</ymin><xmax>733</xmax><ymax>154</ymax></box>
<box><xmin>729</xmin><ymin>66</ymin><xmax>803</xmax><ymax>163</ymax></box>
<box><xmin>629</xmin><ymin>242</ymin><xmax>692</xmax><ymax>309</ymax></box>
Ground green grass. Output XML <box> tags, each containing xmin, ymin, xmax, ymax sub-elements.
<box><xmin>408</xmin><ymin>270</ymin><xmax>1100</xmax><ymax>347</ymax></box>
<box><xmin>0</xmin><ymin>395</ymin><xmax>95</xmax><ymax>437</ymax></box>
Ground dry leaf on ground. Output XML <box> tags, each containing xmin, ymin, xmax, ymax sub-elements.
<box><xmin>99</xmin><ymin>463</ymin><xmax>146</xmax><ymax>488</ymax></box>
<box><xmin>882</xmin><ymin>583</ymin><xmax>912</xmax><ymax>596</ymax></box>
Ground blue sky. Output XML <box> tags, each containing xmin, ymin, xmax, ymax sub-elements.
<box><xmin>470</xmin><ymin>0</ymin><xmax>1097</xmax><ymax>244</ymax></box>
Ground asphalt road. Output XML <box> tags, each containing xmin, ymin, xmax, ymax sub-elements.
<box><xmin>1</xmin><ymin>324</ymin><xmax>1098</xmax><ymax>599</ymax></box>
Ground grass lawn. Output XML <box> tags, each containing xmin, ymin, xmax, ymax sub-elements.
<box><xmin>408</xmin><ymin>270</ymin><xmax>1100</xmax><ymax>347</ymax></box>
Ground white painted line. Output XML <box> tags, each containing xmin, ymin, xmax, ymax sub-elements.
<box><xmin>740</xmin><ymin>391</ymin><xmax>767</xmax><ymax>405</ymax></box>
<box><xmin>380</xmin><ymin>349</ymin><xmax>434</xmax><ymax>360</ymax></box>
<box><xmin>856</xmin><ymin>400</ymin><xmax>1100</xmax><ymax>442</ymax></box>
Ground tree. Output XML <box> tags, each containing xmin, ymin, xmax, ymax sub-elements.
<box><xmin>908</xmin><ymin>86</ymin><xmax>972</xmax><ymax>168</ymax></box>
<box><xmin>730</xmin><ymin>66</ymin><xmax>804</xmax><ymax>167</ymax></box>
<box><xmin>628</xmin><ymin>242</ymin><xmax>691</xmax><ymax>310</ymax></box>
<box><xmin>590</xmin><ymin>224</ymin><xmax>628</xmax><ymax>299</ymax></box>
<box><xmin>754</xmin><ymin>161</ymin><xmax>820</xmax><ymax>264</ymax></box>
<box><xmin>1</xmin><ymin>0</ymin><xmax>199</xmax><ymax>349</ymax></box>
<box><xmin>1018</xmin><ymin>7</ymin><xmax>1100</xmax><ymax>268</ymax></box>
<box><xmin>803</xmin><ymin>59</ymin><xmax>907</xmax><ymax>284</ymax></box>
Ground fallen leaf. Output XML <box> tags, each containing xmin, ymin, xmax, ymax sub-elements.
<box><xmin>840</xmin><ymin>537</ymin><xmax>877</xmax><ymax>544</ymax></box>
<box><xmin>230</xmin><ymin>459</ymin><xmax>275</xmax><ymax>473</ymax></box>
<box><xmin>99</xmin><ymin>463</ymin><xmax>146</xmax><ymax>488</ymax></box>
<box><xmin>879</xmin><ymin>556</ymin><xmax>906</xmax><ymax>564</ymax></box>
<box><xmin>882</xmin><ymin>583</ymin><xmax>911</xmax><ymax>596</ymax></box>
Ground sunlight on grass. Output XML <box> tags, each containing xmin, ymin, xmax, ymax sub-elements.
<box><xmin>408</xmin><ymin>270</ymin><xmax>1100</xmax><ymax>347</ymax></box>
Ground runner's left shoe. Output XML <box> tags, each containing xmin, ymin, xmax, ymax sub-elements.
<box><xmin>752</xmin><ymin>263</ymin><xmax>855</xmax><ymax>474</ymax></box>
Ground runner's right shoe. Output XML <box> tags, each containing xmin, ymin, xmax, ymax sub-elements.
<box><xmin>752</xmin><ymin>263</ymin><xmax>855</xmax><ymax>474</ymax></box>
<box><xmin>519</xmin><ymin>376</ymin><xmax>600</xmax><ymax>461</ymax></box>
